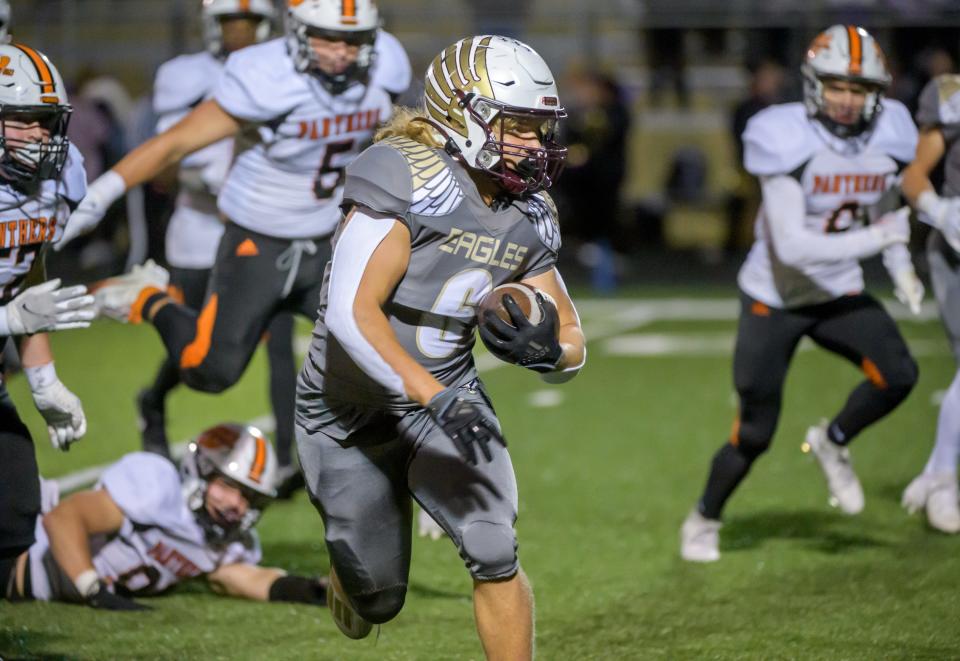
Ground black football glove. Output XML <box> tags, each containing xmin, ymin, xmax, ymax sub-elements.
<box><xmin>427</xmin><ymin>386</ymin><xmax>506</xmax><ymax>465</ymax></box>
<box><xmin>479</xmin><ymin>293</ymin><xmax>563</xmax><ymax>373</ymax></box>
<box><xmin>86</xmin><ymin>581</ymin><xmax>152</xmax><ymax>611</ymax></box>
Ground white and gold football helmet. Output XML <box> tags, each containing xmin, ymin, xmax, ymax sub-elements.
<box><xmin>423</xmin><ymin>35</ymin><xmax>567</xmax><ymax>194</ymax></box>
<box><xmin>181</xmin><ymin>422</ymin><xmax>279</xmax><ymax>543</ymax></box>
<box><xmin>802</xmin><ymin>25</ymin><xmax>891</xmax><ymax>138</ymax></box>
<box><xmin>202</xmin><ymin>0</ymin><xmax>276</xmax><ymax>57</ymax></box>
<box><xmin>286</xmin><ymin>0</ymin><xmax>379</xmax><ymax>93</ymax></box>
<box><xmin>0</xmin><ymin>44</ymin><xmax>71</xmax><ymax>188</ymax></box>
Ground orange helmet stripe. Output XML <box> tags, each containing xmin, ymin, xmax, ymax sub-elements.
<box><xmin>248</xmin><ymin>435</ymin><xmax>266</xmax><ymax>483</ymax></box>
<box><xmin>13</xmin><ymin>44</ymin><xmax>55</xmax><ymax>95</ymax></box>
<box><xmin>239</xmin><ymin>0</ymin><xmax>251</xmax><ymax>10</ymax></box>
<box><xmin>342</xmin><ymin>0</ymin><xmax>357</xmax><ymax>24</ymax></box>
<box><xmin>846</xmin><ymin>26</ymin><xmax>862</xmax><ymax>76</ymax></box>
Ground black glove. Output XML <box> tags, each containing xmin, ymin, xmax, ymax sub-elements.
<box><xmin>86</xmin><ymin>581</ymin><xmax>152</xmax><ymax>611</ymax></box>
<box><xmin>479</xmin><ymin>293</ymin><xmax>563</xmax><ymax>373</ymax></box>
<box><xmin>427</xmin><ymin>387</ymin><xmax>506</xmax><ymax>465</ymax></box>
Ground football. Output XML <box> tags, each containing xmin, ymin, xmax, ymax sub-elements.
<box><xmin>476</xmin><ymin>282</ymin><xmax>551</xmax><ymax>327</ymax></box>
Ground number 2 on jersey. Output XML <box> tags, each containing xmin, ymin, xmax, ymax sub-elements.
<box><xmin>313</xmin><ymin>139</ymin><xmax>356</xmax><ymax>200</ymax></box>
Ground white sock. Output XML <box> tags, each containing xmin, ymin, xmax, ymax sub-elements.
<box><xmin>924</xmin><ymin>369</ymin><xmax>960</xmax><ymax>477</ymax></box>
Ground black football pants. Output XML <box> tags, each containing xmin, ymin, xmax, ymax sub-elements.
<box><xmin>147</xmin><ymin>222</ymin><xmax>329</xmax><ymax>397</ymax></box>
<box><xmin>698</xmin><ymin>292</ymin><xmax>918</xmax><ymax>519</ymax></box>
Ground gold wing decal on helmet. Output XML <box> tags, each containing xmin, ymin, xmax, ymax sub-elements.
<box><xmin>383</xmin><ymin>136</ymin><xmax>464</xmax><ymax>216</ymax></box>
<box><xmin>425</xmin><ymin>36</ymin><xmax>494</xmax><ymax>139</ymax></box>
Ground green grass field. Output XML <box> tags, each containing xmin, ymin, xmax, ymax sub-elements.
<box><xmin>1</xmin><ymin>295</ymin><xmax>958</xmax><ymax>660</ymax></box>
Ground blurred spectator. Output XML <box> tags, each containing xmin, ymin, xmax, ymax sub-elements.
<box><xmin>63</xmin><ymin>70</ymin><xmax>132</xmax><ymax>276</ymax></box>
<box><xmin>467</xmin><ymin>0</ymin><xmax>532</xmax><ymax>41</ymax></box>
<box><xmin>725</xmin><ymin>58</ymin><xmax>786</xmax><ymax>254</ymax></box>
<box><xmin>646</xmin><ymin>28</ymin><xmax>688</xmax><ymax>108</ymax></box>
<box><xmin>557</xmin><ymin>67</ymin><xmax>631</xmax><ymax>292</ymax></box>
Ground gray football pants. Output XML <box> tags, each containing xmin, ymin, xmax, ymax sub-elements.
<box><xmin>928</xmin><ymin>230</ymin><xmax>960</xmax><ymax>364</ymax></box>
<box><xmin>295</xmin><ymin>379</ymin><xmax>519</xmax><ymax>624</ymax></box>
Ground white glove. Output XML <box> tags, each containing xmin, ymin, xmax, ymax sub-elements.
<box><xmin>917</xmin><ymin>190</ymin><xmax>960</xmax><ymax>253</ymax></box>
<box><xmin>2</xmin><ymin>279</ymin><xmax>96</xmax><ymax>335</ymax></box>
<box><xmin>55</xmin><ymin>170</ymin><xmax>126</xmax><ymax>250</ymax></box>
<box><xmin>868</xmin><ymin>206</ymin><xmax>911</xmax><ymax>249</ymax></box>
<box><xmin>28</xmin><ymin>366</ymin><xmax>87</xmax><ymax>451</ymax></box>
<box><xmin>892</xmin><ymin>267</ymin><xmax>924</xmax><ymax>315</ymax></box>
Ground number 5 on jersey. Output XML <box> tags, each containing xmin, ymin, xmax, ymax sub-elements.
<box><xmin>314</xmin><ymin>139</ymin><xmax>356</xmax><ymax>200</ymax></box>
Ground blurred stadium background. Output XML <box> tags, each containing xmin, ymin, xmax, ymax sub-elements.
<box><xmin>3</xmin><ymin>0</ymin><xmax>960</xmax><ymax>659</ymax></box>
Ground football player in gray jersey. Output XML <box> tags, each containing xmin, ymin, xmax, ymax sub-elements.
<box><xmin>296</xmin><ymin>36</ymin><xmax>585</xmax><ymax>657</ymax></box>
<box><xmin>900</xmin><ymin>74</ymin><xmax>960</xmax><ymax>533</ymax></box>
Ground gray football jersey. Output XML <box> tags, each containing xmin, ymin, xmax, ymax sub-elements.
<box><xmin>297</xmin><ymin>136</ymin><xmax>561</xmax><ymax>437</ymax></box>
<box><xmin>917</xmin><ymin>75</ymin><xmax>960</xmax><ymax>197</ymax></box>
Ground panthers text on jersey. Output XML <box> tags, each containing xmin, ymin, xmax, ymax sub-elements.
<box><xmin>154</xmin><ymin>50</ymin><xmax>232</xmax><ymax>270</ymax></box>
<box><xmin>738</xmin><ymin>99</ymin><xmax>918</xmax><ymax>308</ymax></box>
<box><xmin>213</xmin><ymin>37</ymin><xmax>397</xmax><ymax>239</ymax></box>
<box><xmin>27</xmin><ymin>452</ymin><xmax>260</xmax><ymax>601</ymax></box>
<box><xmin>917</xmin><ymin>74</ymin><xmax>960</xmax><ymax>198</ymax></box>
<box><xmin>296</xmin><ymin>136</ymin><xmax>561</xmax><ymax>437</ymax></box>
<box><xmin>0</xmin><ymin>144</ymin><xmax>86</xmax><ymax>303</ymax></box>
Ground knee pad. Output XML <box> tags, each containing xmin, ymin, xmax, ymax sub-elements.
<box><xmin>460</xmin><ymin>521</ymin><xmax>518</xmax><ymax>580</ymax></box>
<box><xmin>350</xmin><ymin>584</ymin><xmax>406</xmax><ymax>624</ymax></box>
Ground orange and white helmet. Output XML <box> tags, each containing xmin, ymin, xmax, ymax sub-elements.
<box><xmin>181</xmin><ymin>423</ymin><xmax>278</xmax><ymax>543</ymax></box>
<box><xmin>0</xmin><ymin>43</ymin><xmax>71</xmax><ymax>187</ymax></box>
<box><xmin>202</xmin><ymin>0</ymin><xmax>276</xmax><ymax>57</ymax></box>
<box><xmin>285</xmin><ymin>0</ymin><xmax>379</xmax><ymax>93</ymax></box>
<box><xmin>423</xmin><ymin>35</ymin><xmax>567</xmax><ymax>194</ymax></box>
<box><xmin>802</xmin><ymin>25</ymin><xmax>891</xmax><ymax>138</ymax></box>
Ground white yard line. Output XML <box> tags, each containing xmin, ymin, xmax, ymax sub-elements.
<box><xmin>53</xmin><ymin>297</ymin><xmax>945</xmax><ymax>491</ymax></box>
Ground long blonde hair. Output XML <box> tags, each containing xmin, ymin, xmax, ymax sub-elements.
<box><xmin>375</xmin><ymin>105</ymin><xmax>444</xmax><ymax>148</ymax></box>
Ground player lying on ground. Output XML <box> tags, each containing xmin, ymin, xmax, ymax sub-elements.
<box><xmin>294</xmin><ymin>35</ymin><xmax>585</xmax><ymax>660</ymax></box>
<box><xmin>681</xmin><ymin>25</ymin><xmax>922</xmax><ymax>562</ymax></box>
<box><xmin>1</xmin><ymin>424</ymin><xmax>326</xmax><ymax>610</ymax></box>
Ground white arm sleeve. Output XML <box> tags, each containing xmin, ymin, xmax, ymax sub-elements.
<box><xmin>761</xmin><ymin>175</ymin><xmax>888</xmax><ymax>267</ymax></box>
<box><xmin>881</xmin><ymin>242</ymin><xmax>914</xmax><ymax>276</ymax></box>
<box><xmin>325</xmin><ymin>208</ymin><xmax>407</xmax><ymax>395</ymax></box>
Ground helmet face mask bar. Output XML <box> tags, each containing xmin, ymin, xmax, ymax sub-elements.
<box><xmin>0</xmin><ymin>104</ymin><xmax>71</xmax><ymax>187</ymax></box>
<box><xmin>285</xmin><ymin>0</ymin><xmax>379</xmax><ymax>94</ymax></box>
<box><xmin>180</xmin><ymin>423</ymin><xmax>278</xmax><ymax>546</ymax></box>
<box><xmin>465</xmin><ymin>92</ymin><xmax>567</xmax><ymax>195</ymax></box>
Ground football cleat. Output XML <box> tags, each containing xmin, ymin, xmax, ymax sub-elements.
<box><xmin>91</xmin><ymin>259</ymin><xmax>169</xmax><ymax>323</ymax></box>
<box><xmin>417</xmin><ymin>507</ymin><xmax>445</xmax><ymax>541</ymax></box>
<box><xmin>327</xmin><ymin>567</ymin><xmax>372</xmax><ymax>640</ymax></box>
<box><xmin>802</xmin><ymin>421</ymin><xmax>864</xmax><ymax>515</ymax></box>
<box><xmin>680</xmin><ymin>508</ymin><xmax>721</xmax><ymax>563</ymax></box>
<box><xmin>136</xmin><ymin>388</ymin><xmax>170</xmax><ymax>459</ymax></box>
<box><xmin>902</xmin><ymin>472</ymin><xmax>960</xmax><ymax>534</ymax></box>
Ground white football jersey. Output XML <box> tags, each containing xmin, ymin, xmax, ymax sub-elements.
<box><xmin>370</xmin><ymin>30</ymin><xmax>413</xmax><ymax>98</ymax></box>
<box><xmin>0</xmin><ymin>145</ymin><xmax>86</xmax><ymax>303</ymax></box>
<box><xmin>154</xmin><ymin>51</ymin><xmax>230</xmax><ymax>269</ymax></box>
<box><xmin>213</xmin><ymin>37</ymin><xmax>395</xmax><ymax>239</ymax></box>
<box><xmin>28</xmin><ymin>453</ymin><xmax>261</xmax><ymax>601</ymax></box>
<box><xmin>739</xmin><ymin>100</ymin><xmax>917</xmax><ymax>308</ymax></box>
